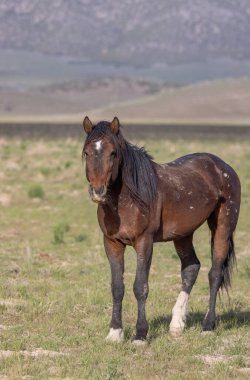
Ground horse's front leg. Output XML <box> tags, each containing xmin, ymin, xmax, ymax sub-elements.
<box><xmin>133</xmin><ymin>235</ymin><xmax>153</xmax><ymax>343</ymax></box>
<box><xmin>104</xmin><ymin>236</ymin><xmax>125</xmax><ymax>342</ymax></box>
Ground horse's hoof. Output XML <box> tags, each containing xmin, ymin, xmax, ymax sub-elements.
<box><xmin>202</xmin><ymin>320</ymin><xmax>215</xmax><ymax>332</ymax></box>
<box><xmin>169</xmin><ymin>328</ymin><xmax>183</xmax><ymax>338</ymax></box>
<box><xmin>169</xmin><ymin>315</ymin><xmax>185</xmax><ymax>338</ymax></box>
<box><xmin>201</xmin><ymin>330</ymin><xmax>213</xmax><ymax>335</ymax></box>
<box><xmin>169</xmin><ymin>320</ymin><xmax>184</xmax><ymax>338</ymax></box>
<box><xmin>105</xmin><ymin>328</ymin><xmax>124</xmax><ymax>343</ymax></box>
<box><xmin>132</xmin><ymin>339</ymin><xmax>147</xmax><ymax>346</ymax></box>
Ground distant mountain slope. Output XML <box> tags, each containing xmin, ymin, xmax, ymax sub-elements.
<box><xmin>1</xmin><ymin>78</ymin><xmax>250</xmax><ymax>124</ymax></box>
<box><xmin>88</xmin><ymin>79</ymin><xmax>250</xmax><ymax>123</ymax></box>
<box><xmin>0</xmin><ymin>77</ymin><xmax>164</xmax><ymax>116</ymax></box>
<box><xmin>0</xmin><ymin>0</ymin><xmax>250</xmax><ymax>65</ymax></box>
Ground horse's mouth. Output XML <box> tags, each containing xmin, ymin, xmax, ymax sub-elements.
<box><xmin>88</xmin><ymin>185</ymin><xmax>107</xmax><ymax>204</ymax></box>
<box><xmin>91</xmin><ymin>195</ymin><xmax>106</xmax><ymax>204</ymax></box>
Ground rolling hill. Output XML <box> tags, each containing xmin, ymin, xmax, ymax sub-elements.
<box><xmin>86</xmin><ymin>78</ymin><xmax>250</xmax><ymax>124</ymax></box>
<box><xmin>1</xmin><ymin>78</ymin><xmax>250</xmax><ymax>124</ymax></box>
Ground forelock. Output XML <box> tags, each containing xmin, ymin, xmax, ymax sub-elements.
<box><xmin>84</xmin><ymin>121</ymin><xmax>122</xmax><ymax>150</ymax></box>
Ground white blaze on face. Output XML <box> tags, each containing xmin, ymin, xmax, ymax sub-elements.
<box><xmin>169</xmin><ymin>290</ymin><xmax>189</xmax><ymax>336</ymax></box>
<box><xmin>95</xmin><ymin>140</ymin><xmax>102</xmax><ymax>152</ymax></box>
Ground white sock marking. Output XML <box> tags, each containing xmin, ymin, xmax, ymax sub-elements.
<box><xmin>105</xmin><ymin>328</ymin><xmax>124</xmax><ymax>342</ymax></box>
<box><xmin>169</xmin><ymin>291</ymin><xmax>189</xmax><ymax>336</ymax></box>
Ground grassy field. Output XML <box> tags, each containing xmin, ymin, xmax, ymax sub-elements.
<box><xmin>0</xmin><ymin>132</ymin><xmax>249</xmax><ymax>379</ymax></box>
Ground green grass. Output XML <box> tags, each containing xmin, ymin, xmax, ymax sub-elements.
<box><xmin>27</xmin><ymin>184</ymin><xmax>45</xmax><ymax>199</ymax></box>
<box><xmin>0</xmin><ymin>135</ymin><xmax>249</xmax><ymax>379</ymax></box>
<box><xmin>53</xmin><ymin>223</ymin><xmax>70</xmax><ymax>244</ymax></box>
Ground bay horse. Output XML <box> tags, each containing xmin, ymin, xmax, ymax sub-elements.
<box><xmin>82</xmin><ymin>116</ymin><xmax>241</xmax><ymax>343</ymax></box>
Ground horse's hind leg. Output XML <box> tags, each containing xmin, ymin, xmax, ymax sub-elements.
<box><xmin>169</xmin><ymin>234</ymin><xmax>200</xmax><ymax>337</ymax></box>
<box><xmin>203</xmin><ymin>201</ymin><xmax>238</xmax><ymax>331</ymax></box>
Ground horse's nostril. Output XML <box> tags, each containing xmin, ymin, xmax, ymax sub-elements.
<box><xmin>94</xmin><ymin>186</ymin><xmax>105</xmax><ymax>196</ymax></box>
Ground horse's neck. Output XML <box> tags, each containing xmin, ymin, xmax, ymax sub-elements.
<box><xmin>99</xmin><ymin>174</ymin><xmax>130</xmax><ymax>215</ymax></box>
<box><xmin>110</xmin><ymin>176</ymin><xmax>131</xmax><ymax>203</ymax></box>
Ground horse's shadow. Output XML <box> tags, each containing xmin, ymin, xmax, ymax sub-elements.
<box><xmin>148</xmin><ymin>310</ymin><xmax>250</xmax><ymax>341</ymax></box>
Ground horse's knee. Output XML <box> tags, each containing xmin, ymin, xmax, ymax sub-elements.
<box><xmin>112</xmin><ymin>282</ymin><xmax>124</xmax><ymax>302</ymax></box>
<box><xmin>133</xmin><ymin>280</ymin><xmax>148</xmax><ymax>302</ymax></box>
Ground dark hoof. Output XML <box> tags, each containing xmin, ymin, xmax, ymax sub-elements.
<box><xmin>133</xmin><ymin>327</ymin><xmax>148</xmax><ymax>342</ymax></box>
<box><xmin>202</xmin><ymin>320</ymin><xmax>215</xmax><ymax>331</ymax></box>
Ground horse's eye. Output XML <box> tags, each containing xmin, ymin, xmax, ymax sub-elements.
<box><xmin>84</xmin><ymin>152</ymin><xmax>88</xmax><ymax>159</ymax></box>
<box><xmin>111</xmin><ymin>151</ymin><xmax>116</xmax><ymax>157</ymax></box>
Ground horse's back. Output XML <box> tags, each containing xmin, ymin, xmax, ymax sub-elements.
<box><xmin>182</xmin><ymin>153</ymin><xmax>241</xmax><ymax>204</ymax></box>
<box><xmin>154</xmin><ymin>152</ymin><xmax>240</xmax><ymax>241</ymax></box>
<box><xmin>160</xmin><ymin>152</ymin><xmax>240</xmax><ymax>193</ymax></box>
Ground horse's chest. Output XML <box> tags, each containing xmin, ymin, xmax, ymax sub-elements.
<box><xmin>117</xmin><ymin>217</ymin><xmax>139</xmax><ymax>243</ymax></box>
<box><xmin>98</xmin><ymin>205</ymin><xmax>147</xmax><ymax>244</ymax></box>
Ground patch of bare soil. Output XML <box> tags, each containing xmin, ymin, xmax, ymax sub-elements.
<box><xmin>239</xmin><ymin>244</ymin><xmax>250</xmax><ymax>258</ymax></box>
<box><xmin>0</xmin><ymin>377</ymin><xmax>32</xmax><ymax>380</ymax></box>
<box><xmin>5</xmin><ymin>161</ymin><xmax>21</xmax><ymax>171</ymax></box>
<box><xmin>199</xmin><ymin>354</ymin><xmax>231</xmax><ymax>365</ymax></box>
<box><xmin>0</xmin><ymin>193</ymin><xmax>11</xmax><ymax>207</ymax></box>
<box><xmin>198</xmin><ymin>354</ymin><xmax>250</xmax><ymax>366</ymax></box>
<box><xmin>0</xmin><ymin>299</ymin><xmax>26</xmax><ymax>307</ymax></box>
<box><xmin>0</xmin><ymin>348</ymin><xmax>68</xmax><ymax>358</ymax></box>
<box><xmin>238</xmin><ymin>367</ymin><xmax>250</xmax><ymax>373</ymax></box>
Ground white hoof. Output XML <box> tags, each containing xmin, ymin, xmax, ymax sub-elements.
<box><xmin>105</xmin><ymin>328</ymin><xmax>124</xmax><ymax>343</ymax></box>
<box><xmin>169</xmin><ymin>317</ymin><xmax>185</xmax><ymax>337</ymax></box>
<box><xmin>169</xmin><ymin>327</ymin><xmax>183</xmax><ymax>338</ymax></box>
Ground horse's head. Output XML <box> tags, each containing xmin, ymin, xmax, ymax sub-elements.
<box><xmin>83</xmin><ymin>116</ymin><xmax>121</xmax><ymax>203</ymax></box>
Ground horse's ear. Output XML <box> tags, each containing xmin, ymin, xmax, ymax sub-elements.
<box><xmin>110</xmin><ymin>117</ymin><xmax>120</xmax><ymax>135</ymax></box>
<box><xmin>83</xmin><ymin>116</ymin><xmax>93</xmax><ymax>134</ymax></box>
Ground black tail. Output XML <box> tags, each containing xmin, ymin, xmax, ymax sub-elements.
<box><xmin>211</xmin><ymin>235</ymin><xmax>236</xmax><ymax>292</ymax></box>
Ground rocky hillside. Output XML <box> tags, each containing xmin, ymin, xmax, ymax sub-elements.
<box><xmin>0</xmin><ymin>0</ymin><xmax>249</xmax><ymax>66</ymax></box>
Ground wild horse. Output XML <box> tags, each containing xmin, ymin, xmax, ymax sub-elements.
<box><xmin>82</xmin><ymin>117</ymin><xmax>241</xmax><ymax>343</ymax></box>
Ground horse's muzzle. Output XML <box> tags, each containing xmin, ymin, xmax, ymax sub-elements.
<box><xmin>88</xmin><ymin>185</ymin><xmax>107</xmax><ymax>203</ymax></box>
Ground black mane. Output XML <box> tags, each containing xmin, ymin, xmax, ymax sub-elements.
<box><xmin>84</xmin><ymin>121</ymin><xmax>157</xmax><ymax>211</ymax></box>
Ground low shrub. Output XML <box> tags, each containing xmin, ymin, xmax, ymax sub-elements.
<box><xmin>53</xmin><ymin>223</ymin><xmax>70</xmax><ymax>244</ymax></box>
<box><xmin>28</xmin><ymin>184</ymin><xmax>45</xmax><ymax>199</ymax></box>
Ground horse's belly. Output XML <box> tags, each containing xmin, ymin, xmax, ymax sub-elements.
<box><xmin>157</xmin><ymin>193</ymin><xmax>219</xmax><ymax>241</ymax></box>
<box><xmin>165</xmin><ymin>212</ymin><xmax>208</xmax><ymax>240</ymax></box>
